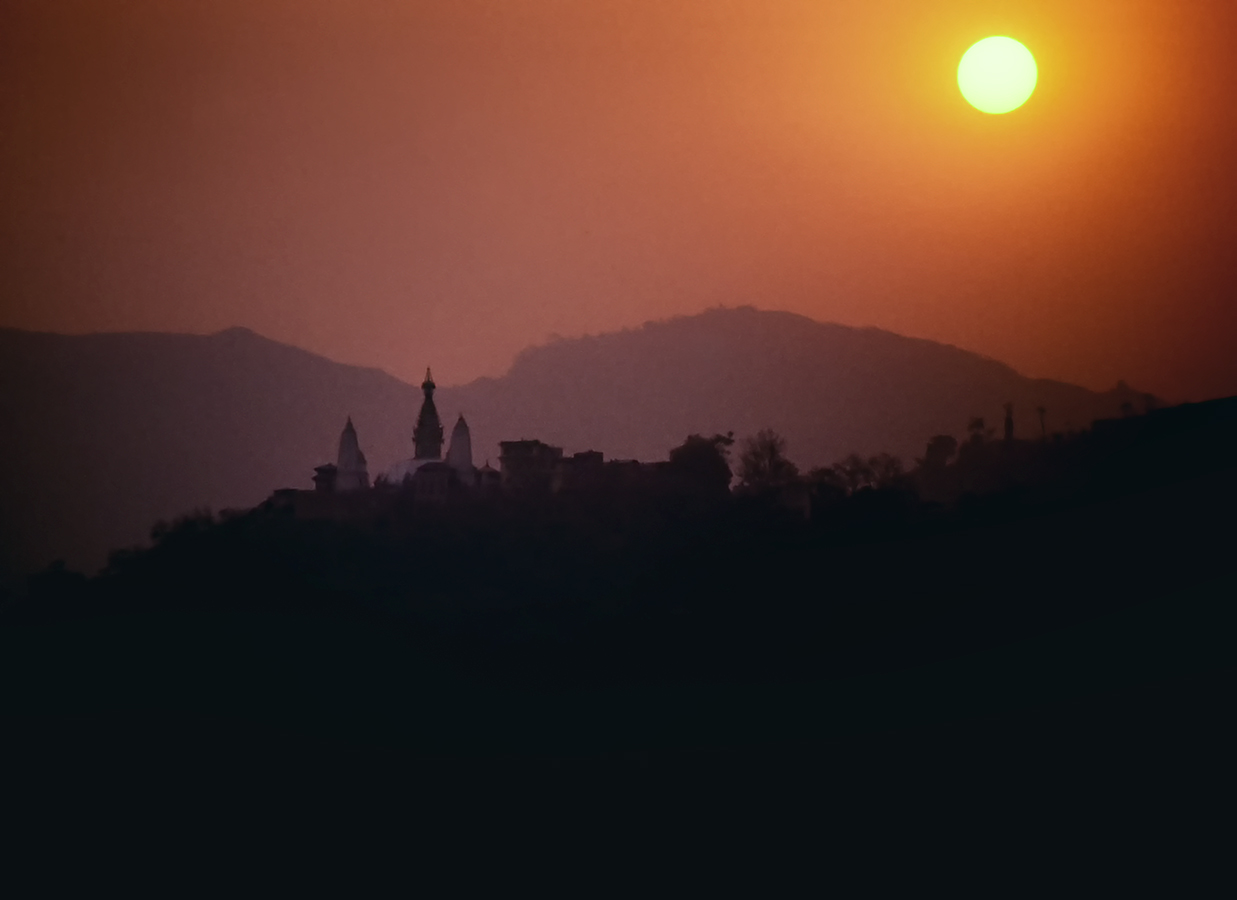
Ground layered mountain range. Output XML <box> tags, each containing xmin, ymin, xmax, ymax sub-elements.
<box><xmin>0</xmin><ymin>307</ymin><xmax>1148</xmax><ymax>576</ymax></box>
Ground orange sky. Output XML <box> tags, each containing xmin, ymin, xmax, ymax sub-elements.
<box><xmin>2</xmin><ymin>0</ymin><xmax>1235</xmax><ymax>400</ymax></box>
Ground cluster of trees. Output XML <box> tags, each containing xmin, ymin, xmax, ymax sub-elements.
<box><xmin>669</xmin><ymin>428</ymin><xmax>906</xmax><ymax>499</ymax></box>
<box><xmin>665</xmin><ymin>394</ymin><xmax>1237</xmax><ymax>533</ymax></box>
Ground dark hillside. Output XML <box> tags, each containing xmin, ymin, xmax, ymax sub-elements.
<box><xmin>3</xmin><ymin>396</ymin><xmax>1233</xmax><ymax>839</ymax></box>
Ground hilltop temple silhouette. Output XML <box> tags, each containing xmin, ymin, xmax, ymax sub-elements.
<box><xmin>310</xmin><ymin>368</ymin><xmax>500</xmax><ymax>503</ymax></box>
<box><xmin>299</xmin><ymin>364</ymin><xmax>678</xmax><ymax>508</ymax></box>
<box><xmin>375</xmin><ymin>367</ymin><xmax>501</xmax><ymax>495</ymax></box>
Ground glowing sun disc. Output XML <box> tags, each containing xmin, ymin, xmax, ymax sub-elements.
<box><xmin>958</xmin><ymin>36</ymin><xmax>1037</xmax><ymax>114</ymax></box>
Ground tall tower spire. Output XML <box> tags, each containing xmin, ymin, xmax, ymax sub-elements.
<box><xmin>335</xmin><ymin>416</ymin><xmax>370</xmax><ymax>490</ymax></box>
<box><xmin>413</xmin><ymin>366</ymin><xmax>443</xmax><ymax>459</ymax></box>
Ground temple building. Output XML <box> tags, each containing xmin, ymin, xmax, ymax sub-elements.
<box><xmin>498</xmin><ymin>439</ymin><xmax>563</xmax><ymax>494</ymax></box>
<box><xmin>383</xmin><ymin>368</ymin><xmax>449</xmax><ymax>485</ymax></box>
<box><xmin>367</xmin><ymin>367</ymin><xmax>499</xmax><ymax>499</ymax></box>
<box><xmin>300</xmin><ymin>363</ymin><xmax>609</xmax><ymax>505</ymax></box>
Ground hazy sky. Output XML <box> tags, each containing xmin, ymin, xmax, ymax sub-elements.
<box><xmin>2</xmin><ymin>0</ymin><xmax>1235</xmax><ymax>400</ymax></box>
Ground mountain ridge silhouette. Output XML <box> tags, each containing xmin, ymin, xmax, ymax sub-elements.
<box><xmin>0</xmin><ymin>307</ymin><xmax>1149</xmax><ymax>577</ymax></box>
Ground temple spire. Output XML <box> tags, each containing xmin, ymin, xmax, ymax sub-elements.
<box><xmin>413</xmin><ymin>365</ymin><xmax>444</xmax><ymax>459</ymax></box>
<box><xmin>335</xmin><ymin>415</ymin><xmax>369</xmax><ymax>490</ymax></box>
<box><xmin>447</xmin><ymin>413</ymin><xmax>474</xmax><ymax>475</ymax></box>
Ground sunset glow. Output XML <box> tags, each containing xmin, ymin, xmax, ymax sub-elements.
<box><xmin>1</xmin><ymin>2</ymin><xmax>1235</xmax><ymax>403</ymax></box>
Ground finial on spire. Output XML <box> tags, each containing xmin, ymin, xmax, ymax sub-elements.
<box><xmin>424</xmin><ymin>367</ymin><xmax>434</xmax><ymax>385</ymax></box>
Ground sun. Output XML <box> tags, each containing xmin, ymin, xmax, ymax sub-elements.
<box><xmin>958</xmin><ymin>37</ymin><xmax>1037</xmax><ymax>114</ymax></box>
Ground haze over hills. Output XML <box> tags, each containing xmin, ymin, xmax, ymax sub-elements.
<box><xmin>453</xmin><ymin>307</ymin><xmax>1148</xmax><ymax>467</ymax></box>
<box><xmin>0</xmin><ymin>307</ymin><xmax>1148</xmax><ymax>577</ymax></box>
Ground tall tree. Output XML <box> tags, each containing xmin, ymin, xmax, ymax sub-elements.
<box><xmin>868</xmin><ymin>452</ymin><xmax>905</xmax><ymax>489</ymax></box>
<box><xmin>667</xmin><ymin>432</ymin><xmax>735</xmax><ymax>495</ymax></box>
<box><xmin>834</xmin><ymin>453</ymin><xmax>875</xmax><ymax>494</ymax></box>
<box><xmin>737</xmin><ymin>429</ymin><xmax>799</xmax><ymax>493</ymax></box>
<box><xmin>918</xmin><ymin>435</ymin><xmax>958</xmax><ymax>470</ymax></box>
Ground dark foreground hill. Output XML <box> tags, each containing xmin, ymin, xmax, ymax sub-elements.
<box><xmin>2</xmin><ymin>402</ymin><xmax>1233</xmax><ymax>842</ymax></box>
<box><xmin>0</xmin><ymin>307</ymin><xmax>1147</xmax><ymax>576</ymax></box>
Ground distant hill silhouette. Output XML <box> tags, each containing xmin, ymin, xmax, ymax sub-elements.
<box><xmin>450</xmin><ymin>307</ymin><xmax>1150</xmax><ymax>467</ymax></box>
<box><xmin>0</xmin><ymin>327</ymin><xmax>420</xmax><ymax>580</ymax></box>
<box><xmin>0</xmin><ymin>308</ymin><xmax>1149</xmax><ymax>576</ymax></box>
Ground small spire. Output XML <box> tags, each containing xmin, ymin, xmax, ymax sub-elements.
<box><xmin>424</xmin><ymin>367</ymin><xmax>434</xmax><ymax>384</ymax></box>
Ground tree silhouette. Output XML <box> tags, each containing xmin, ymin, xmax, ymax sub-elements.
<box><xmin>868</xmin><ymin>452</ymin><xmax>905</xmax><ymax>489</ymax></box>
<box><xmin>919</xmin><ymin>435</ymin><xmax>958</xmax><ymax>470</ymax></box>
<box><xmin>667</xmin><ymin>432</ymin><xmax>735</xmax><ymax>495</ymax></box>
<box><xmin>805</xmin><ymin>465</ymin><xmax>848</xmax><ymax>505</ymax></box>
<box><xmin>834</xmin><ymin>453</ymin><xmax>875</xmax><ymax>494</ymax></box>
<box><xmin>737</xmin><ymin>429</ymin><xmax>799</xmax><ymax>492</ymax></box>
